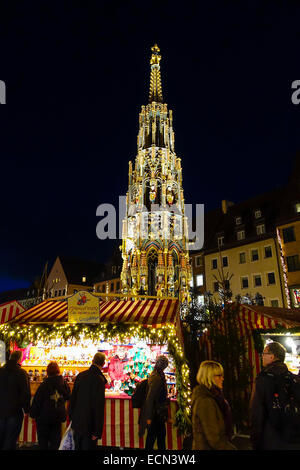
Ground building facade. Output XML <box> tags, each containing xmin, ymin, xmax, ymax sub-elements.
<box><xmin>190</xmin><ymin>176</ymin><xmax>300</xmax><ymax>308</ymax></box>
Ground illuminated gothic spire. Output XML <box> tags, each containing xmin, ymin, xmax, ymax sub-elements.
<box><xmin>149</xmin><ymin>44</ymin><xmax>163</xmax><ymax>103</ymax></box>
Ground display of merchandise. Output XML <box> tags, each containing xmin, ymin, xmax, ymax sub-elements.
<box><xmin>18</xmin><ymin>338</ymin><xmax>177</xmax><ymax>398</ymax></box>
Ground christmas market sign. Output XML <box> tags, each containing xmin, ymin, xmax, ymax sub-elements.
<box><xmin>68</xmin><ymin>291</ymin><xmax>100</xmax><ymax>324</ymax></box>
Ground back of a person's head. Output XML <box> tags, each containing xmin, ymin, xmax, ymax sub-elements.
<box><xmin>196</xmin><ymin>360</ymin><xmax>223</xmax><ymax>389</ymax></box>
<box><xmin>46</xmin><ymin>361</ymin><xmax>60</xmax><ymax>377</ymax></box>
<box><xmin>9</xmin><ymin>350</ymin><xmax>22</xmax><ymax>363</ymax></box>
<box><xmin>267</xmin><ymin>341</ymin><xmax>286</xmax><ymax>363</ymax></box>
<box><xmin>92</xmin><ymin>352</ymin><xmax>106</xmax><ymax>368</ymax></box>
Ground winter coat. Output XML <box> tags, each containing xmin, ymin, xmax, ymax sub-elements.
<box><xmin>29</xmin><ymin>375</ymin><xmax>70</xmax><ymax>424</ymax></box>
<box><xmin>191</xmin><ymin>384</ymin><xmax>236</xmax><ymax>450</ymax></box>
<box><xmin>250</xmin><ymin>360</ymin><xmax>300</xmax><ymax>450</ymax></box>
<box><xmin>139</xmin><ymin>369</ymin><xmax>169</xmax><ymax>438</ymax></box>
<box><xmin>69</xmin><ymin>365</ymin><xmax>107</xmax><ymax>439</ymax></box>
<box><xmin>0</xmin><ymin>360</ymin><xmax>31</xmax><ymax>418</ymax></box>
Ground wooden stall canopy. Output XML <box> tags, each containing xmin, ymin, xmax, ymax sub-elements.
<box><xmin>10</xmin><ymin>298</ymin><xmax>180</xmax><ymax>327</ymax></box>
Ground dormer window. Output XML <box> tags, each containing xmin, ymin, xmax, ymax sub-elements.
<box><xmin>254</xmin><ymin>210</ymin><xmax>261</xmax><ymax>219</ymax></box>
<box><xmin>217</xmin><ymin>236</ymin><xmax>224</xmax><ymax>247</ymax></box>
<box><xmin>235</xmin><ymin>217</ymin><xmax>242</xmax><ymax>225</ymax></box>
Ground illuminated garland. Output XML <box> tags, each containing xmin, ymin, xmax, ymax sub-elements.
<box><xmin>0</xmin><ymin>321</ymin><xmax>192</xmax><ymax>435</ymax></box>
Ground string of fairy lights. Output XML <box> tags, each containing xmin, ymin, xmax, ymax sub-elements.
<box><xmin>0</xmin><ymin>321</ymin><xmax>192</xmax><ymax>434</ymax></box>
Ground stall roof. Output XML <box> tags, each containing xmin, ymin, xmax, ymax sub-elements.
<box><xmin>0</xmin><ymin>300</ymin><xmax>25</xmax><ymax>324</ymax></box>
<box><xmin>11</xmin><ymin>298</ymin><xmax>179</xmax><ymax>326</ymax></box>
<box><xmin>238</xmin><ymin>304</ymin><xmax>300</xmax><ymax>330</ymax></box>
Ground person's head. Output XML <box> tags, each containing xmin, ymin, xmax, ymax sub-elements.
<box><xmin>92</xmin><ymin>352</ymin><xmax>106</xmax><ymax>369</ymax></box>
<box><xmin>9</xmin><ymin>350</ymin><xmax>22</xmax><ymax>364</ymax></box>
<box><xmin>154</xmin><ymin>355</ymin><xmax>169</xmax><ymax>371</ymax></box>
<box><xmin>196</xmin><ymin>360</ymin><xmax>224</xmax><ymax>390</ymax></box>
<box><xmin>46</xmin><ymin>361</ymin><xmax>60</xmax><ymax>377</ymax></box>
<box><xmin>262</xmin><ymin>341</ymin><xmax>286</xmax><ymax>368</ymax></box>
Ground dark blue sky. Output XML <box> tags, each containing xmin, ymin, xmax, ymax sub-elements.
<box><xmin>1</xmin><ymin>1</ymin><xmax>300</xmax><ymax>292</ymax></box>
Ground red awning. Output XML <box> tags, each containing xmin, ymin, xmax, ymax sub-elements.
<box><xmin>0</xmin><ymin>301</ymin><xmax>25</xmax><ymax>324</ymax></box>
<box><xmin>99</xmin><ymin>299</ymin><xmax>179</xmax><ymax>326</ymax></box>
<box><xmin>11</xmin><ymin>298</ymin><xmax>179</xmax><ymax>326</ymax></box>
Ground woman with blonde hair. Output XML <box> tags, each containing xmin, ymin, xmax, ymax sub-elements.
<box><xmin>191</xmin><ymin>361</ymin><xmax>236</xmax><ymax>450</ymax></box>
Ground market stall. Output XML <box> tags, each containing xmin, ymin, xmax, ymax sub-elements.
<box><xmin>0</xmin><ymin>293</ymin><xmax>191</xmax><ymax>449</ymax></box>
<box><xmin>200</xmin><ymin>303</ymin><xmax>300</xmax><ymax>385</ymax></box>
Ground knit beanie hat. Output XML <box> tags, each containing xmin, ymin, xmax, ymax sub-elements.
<box><xmin>155</xmin><ymin>355</ymin><xmax>169</xmax><ymax>370</ymax></box>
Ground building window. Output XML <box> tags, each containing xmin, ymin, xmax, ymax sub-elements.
<box><xmin>116</xmin><ymin>281</ymin><xmax>120</xmax><ymax>291</ymax></box>
<box><xmin>197</xmin><ymin>295</ymin><xmax>204</xmax><ymax>305</ymax></box>
<box><xmin>217</xmin><ymin>236</ymin><xmax>224</xmax><ymax>247</ymax></box>
<box><xmin>236</xmin><ymin>217</ymin><xmax>242</xmax><ymax>225</ymax></box>
<box><xmin>54</xmin><ymin>290</ymin><xmax>57</xmax><ymax>297</ymax></box>
<box><xmin>267</xmin><ymin>272</ymin><xmax>276</xmax><ymax>285</ymax></box>
<box><xmin>239</xmin><ymin>252</ymin><xmax>246</xmax><ymax>264</ymax></box>
<box><xmin>224</xmin><ymin>280</ymin><xmax>230</xmax><ymax>290</ymax></box>
<box><xmin>222</xmin><ymin>256</ymin><xmax>228</xmax><ymax>267</ymax></box>
<box><xmin>270</xmin><ymin>299</ymin><xmax>279</xmax><ymax>307</ymax></box>
<box><xmin>237</xmin><ymin>230</ymin><xmax>245</xmax><ymax>241</ymax></box>
<box><xmin>190</xmin><ymin>277</ymin><xmax>194</xmax><ymax>288</ymax></box>
<box><xmin>241</xmin><ymin>276</ymin><xmax>249</xmax><ymax>289</ymax></box>
<box><xmin>295</xmin><ymin>203</ymin><xmax>300</xmax><ymax>213</ymax></box>
<box><xmin>110</xmin><ymin>283</ymin><xmax>114</xmax><ymax>292</ymax></box>
<box><xmin>212</xmin><ymin>259</ymin><xmax>218</xmax><ymax>269</ymax></box>
<box><xmin>253</xmin><ymin>274</ymin><xmax>262</xmax><ymax>287</ymax></box>
<box><xmin>256</xmin><ymin>224</ymin><xmax>265</xmax><ymax>235</ymax></box>
<box><xmin>264</xmin><ymin>246</ymin><xmax>272</xmax><ymax>258</ymax></box>
<box><xmin>286</xmin><ymin>255</ymin><xmax>300</xmax><ymax>272</ymax></box>
<box><xmin>102</xmin><ymin>285</ymin><xmax>106</xmax><ymax>293</ymax></box>
<box><xmin>48</xmin><ymin>291</ymin><xmax>52</xmax><ymax>298</ymax></box>
<box><xmin>254</xmin><ymin>210</ymin><xmax>262</xmax><ymax>219</ymax></box>
<box><xmin>195</xmin><ymin>255</ymin><xmax>203</xmax><ymax>267</ymax></box>
<box><xmin>82</xmin><ymin>276</ymin><xmax>86</xmax><ymax>283</ymax></box>
<box><xmin>63</xmin><ymin>289</ymin><xmax>66</xmax><ymax>296</ymax></box>
<box><xmin>196</xmin><ymin>274</ymin><xmax>204</xmax><ymax>287</ymax></box>
<box><xmin>213</xmin><ymin>281</ymin><xmax>219</xmax><ymax>292</ymax></box>
<box><xmin>251</xmin><ymin>249</ymin><xmax>259</xmax><ymax>262</ymax></box>
<box><xmin>58</xmin><ymin>290</ymin><xmax>61</xmax><ymax>296</ymax></box>
<box><xmin>282</xmin><ymin>226</ymin><xmax>296</xmax><ymax>243</ymax></box>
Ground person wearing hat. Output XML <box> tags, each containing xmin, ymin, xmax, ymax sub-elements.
<box><xmin>69</xmin><ymin>352</ymin><xmax>107</xmax><ymax>450</ymax></box>
<box><xmin>139</xmin><ymin>354</ymin><xmax>170</xmax><ymax>450</ymax></box>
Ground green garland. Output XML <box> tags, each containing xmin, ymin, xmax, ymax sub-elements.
<box><xmin>251</xmin><ymin>326</ymin><xmax>300</xmax><ymax>355</ymax></box>
<box><xmin>0</xmin><ymin>321</ymin><xmax>192</xmax><ymax>436</ymax></box>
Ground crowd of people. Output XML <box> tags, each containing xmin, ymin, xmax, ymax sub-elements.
<box><xmin>0</xmin><ymin>342</ymin><xmax>299</xmax><ymax>451</ymax></box>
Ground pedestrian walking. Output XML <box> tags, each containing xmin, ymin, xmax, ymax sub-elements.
<box><xmin>0</xmin><ymin>350</ymin><xmax>31</xmax><ymax>450</ymax></box>
<box><xmin>29</xmin><ymin>361</ymin><xmax>70</xmax><ymax>450</ymax></box>
<box><xmin>250</xmin><ymin>341</ymin><xmax>300</xmax><ymax>450</ymax></box>
<box><xmin>191</xmin><ymin>360</ymin><xmax>236</xmax><ymax>450</ymax></box>
<box><xmin>139</xmin><ymin>355</ymin><xmax>170</xmax><ymax>450</ymax></box>
<box><xmin>69</xmin><ymin>352</ymin><xmax>107</xmax><ymax>450</ymax></box>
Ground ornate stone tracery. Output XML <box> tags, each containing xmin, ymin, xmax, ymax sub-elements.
<box><xmin>121</xmin><ymin>45</ymin><xmax>191</xmax><ymax>301</ymax></box>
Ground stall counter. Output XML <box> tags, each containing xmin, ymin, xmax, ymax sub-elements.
<box><xmin>19</xmin><ymin>395</ymin><xmax>183</xmax><ymax>450</ymax></box>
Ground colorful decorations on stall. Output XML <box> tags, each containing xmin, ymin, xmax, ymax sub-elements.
<box><xmin>0</xmin><ymin>321</ymin><xmax>192</xmax><ymax>435</ymax></box>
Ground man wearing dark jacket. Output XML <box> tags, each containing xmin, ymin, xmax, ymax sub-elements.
<box><xmin>250</xmin><ymin>341</ymin><xmax>300</xmax><ymax>450</ymax></box>
<box><xmin>69</xmin><ymin>352</ymin><xmax>107</xmax><ymax>450</ymax></box>
<box><xmin>0</xmin><ymin>350</ymin><xmax>31</xmax><ymax>449</ymax></box>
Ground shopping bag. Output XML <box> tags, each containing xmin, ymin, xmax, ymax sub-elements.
<box><xmin>59</xmin><ymin>422</ymin><xmax>75</xmax><ymax>450</ymax></box>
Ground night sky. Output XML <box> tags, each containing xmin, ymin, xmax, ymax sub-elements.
<box><xmin>1</xmin><ymin>1</ymin><xmax>300</xmax><ymax>292</ymax></box>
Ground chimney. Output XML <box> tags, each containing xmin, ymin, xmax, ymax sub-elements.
<box><xmin>221</xmin><ymin>200</ymin><xmax>234</xmax><ymax>214</ymax></box>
